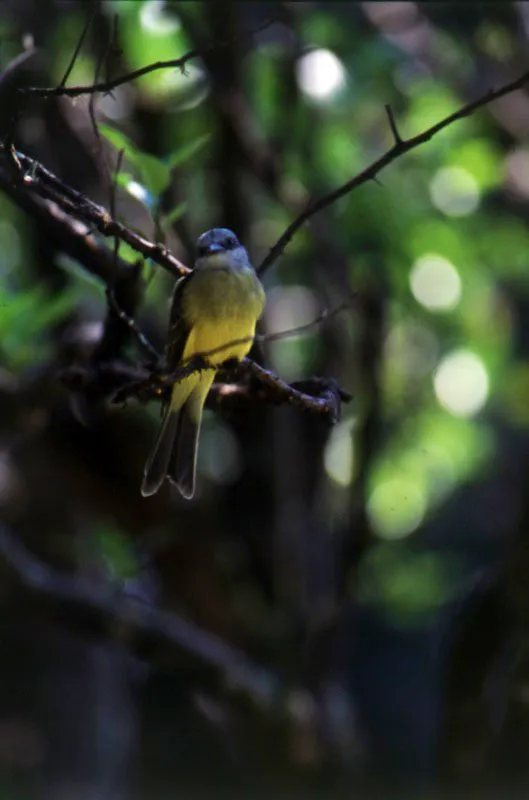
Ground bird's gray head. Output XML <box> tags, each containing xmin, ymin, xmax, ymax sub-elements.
<box><xmin>194</xmin><ymin>228</ymin><xmax>251</xmax><ymax>271</ymax></box>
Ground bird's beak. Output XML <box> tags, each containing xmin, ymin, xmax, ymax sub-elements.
<box><xmin>205</xmin><ymin>243</ymin><xmax>223</xmax><ymax>255</ymax></box>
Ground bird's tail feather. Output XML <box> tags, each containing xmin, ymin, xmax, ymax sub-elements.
<box><xmin>141</xmin><ymin>373</ymin><xmax>213</xmax><ymax>499</ymax></box>
<box><xmin>141</xmin><ymin>403</ymin><xmax>180</xmax><ymax>497</ymax></box>
<box><xmin>168</xmin><ymin>373</ymin><xmax>214</xmax><ymax>499</ymax></box>
<box><xmin>167</xmin><ymin>398</ymin><xmax>201</xmax><ymax>499</ymax></box>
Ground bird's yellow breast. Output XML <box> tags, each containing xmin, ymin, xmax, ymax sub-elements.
<box><xmin>182</xmin><ymin>267</ymin><xmax>265</xmax><ymax>366</ymax></box>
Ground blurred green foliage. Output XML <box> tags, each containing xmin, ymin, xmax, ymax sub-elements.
<box><xmin>91</xmin><ymin>521</ymin><xmax>140</xmax><ymax>584</ymax></box>
<box><xmin>357</xmin><ymin>542</ymin><xmax>461</xmax><ymax>627</ymax></box>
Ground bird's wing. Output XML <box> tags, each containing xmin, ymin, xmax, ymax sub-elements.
<box><xmin>165</xmin><ymin>273</ymin><xmax>193</xmax><ymax>371</ymax></box>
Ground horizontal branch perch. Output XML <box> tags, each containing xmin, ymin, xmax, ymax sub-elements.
<box><xmin>60</xmin><ymin>356</ymin><xmax>351</xmax><ymax>423</ymax></box>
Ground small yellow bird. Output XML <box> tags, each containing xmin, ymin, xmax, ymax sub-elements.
<box><xmin>141</xmin><ymin>228</ymin><xmax>266</xmax><ymax>499</ymax></box>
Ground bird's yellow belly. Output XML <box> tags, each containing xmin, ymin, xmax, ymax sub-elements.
<box><xmin>182</xmin><ymin>267</ymin><xmax>265</xmax><ymax>367</ymax></box>
<box><xmin>184</xmin><ymin>317</ymin><xmax>256</xmax><ymax>366</ymax></box>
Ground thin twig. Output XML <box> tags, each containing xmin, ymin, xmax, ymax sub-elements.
<box><xmin>258</xmin><ymin>67</ymin><xmax>529</xmax><ymax>275</ymax></box>
<box><xmin>0</xmin><ymin>45</ymin><xmax>39</xmax><ymax>154</ymax></box>
<box><xmin>106</xmin><ymin>13</ymin><xmax>120</xmax><ymax>86</ymax></box>
<box><xmin>58</xmin><ymin>0</ymin><xmax>98</xmax><ymax>87</ymax></box>
<box><xmin>258</xmin><ymin>300</ymin><xmax>352</xmax><ymax>344</ymax></box>
<box><xmin>88</xmin><ymin>19</ymin><xmax>117</xmax><ymax>190</ymax></box>
<box><xmin>20</xmin><ymin>19</ymin><xmax>274</xmax><ymax>99</ymax></box>
<box><xmin>0</xmin><ymin>46</ymin><xmax>38</xmax><ymax>93</ymax></box>
<box><xmin>110</xmin><ymin>148</ymin><xmax>124</xmax><ymax>223</ymax></box>
<box><xmin>107</xmin><ymin>294</ymin><xmax>161</xmax><ymax>362</ymax></box>
<box><xmin>103</xmin><ymin>147</ymin><xmax>160</xmax><ymax>361</ymax></box>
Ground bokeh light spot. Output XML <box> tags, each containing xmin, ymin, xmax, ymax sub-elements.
<box><xmin>264</xmin><ymin>285</ymin><xmax>319</xmax><ymax>335</ymax></box>
<box><xmin>409</xmin><ymin>253</ymin><xmax>462</xmax><ymax>312</ymax></box>
<box><xmin>99</xmin><ymin>85</ymin><xmax>135</xmax><ymax>121</ymax></box>
<box><xmin>140</xmin><ymin>0</ymin><xmax>181</xmax><ymax>34</ymax></box>
<box><xmin>296</xmin><ymin>49</ymin><xmax>346</xmax><ymax>101</ymax></box>
<box><xmin>124</xmin><ymin>180</ymin><xmax>151</xmax><ymax>205</ymax></box>
<box><xmin>434</xmin><ymin>350</ymin><xmax>489</xmax><ymax>417</ymax></box>
<box><xmin>429</xmin><ymin>166</ymin><xmax>480</xmax><ymax>217</ymax></box>
<box><xmin>384</xmin><ymin>319</ymin><xmax>439</xmax><ymax>380</ymax></box>
<box><xmin>368</xmin><ymin>478</ymin><xmax>426</xmax><ymax>539</ymax></box>
<box><xmin>324</xmin><ymin>417</ymin><xmax>356</xmax><ymax>487</ymax></box>
<box><xmin>161</xmin><ymin>63</ymin><xmax>208</xmax><ymax>108</ymax></box>
<box><xmin>200</xmin><ymin>418</ymin><xmax>241</xmax><ymax>487</ymax></box>
<box><xmin>265</xmin><ymin>286</ymin><xmax>320</xmax><ymax>380</ymax></box>
<box><xmin>504</xmin><ymin>148</ymin><xmax>529</xmax><ymax>200</ymax></box>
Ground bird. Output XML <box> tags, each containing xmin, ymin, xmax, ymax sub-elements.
<box><xmin>141</xmin><ymin>227</ymin><xmax>266</xmax><ymax>499</ymax></box>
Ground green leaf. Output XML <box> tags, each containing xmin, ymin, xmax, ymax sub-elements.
<box><xmin>115</xmin><ymin>171</ymin><xmax>136</xmax><ymax>189</ymax></box>
<box><xmin>99</xmin><ymin>123</ymin><xmax>139</xmax><ymax>160</ymax></box>
<box><xmin>99</xmin><ymin>123</ymin><xmax>171</xmax><ymax>200</ymax></box>
<box><xmin>115</xmin><ymin>240</ymin><xmax>143</xmax><ymax>265</ymax></box>
<box><xmin>134</xmin><ymin>150</ymin><xmax>170</xmax><ymax>198</ymax></box>
<box><xmin>93</xmin><ymin>523</ymin><xmax>139</xmax><ymax>583</ymax></box>
<box><xmin>0</xmin><ymin>285</ymin><xmax>78</xmax><ymax>370</ymax></box>
<box><xmin>166</xmin><ymin>133</ymin><xmax>210</xmax><ymax>169</ymax></box>
<box><xmin>30</xmin><ymin>287</ymin><xmax>79</xmax><ymax>330</ymax></box>
<box><xmin>357</xmin><ymin>543</ymin><xmax>461</xmax><ymax>626</ymax></box>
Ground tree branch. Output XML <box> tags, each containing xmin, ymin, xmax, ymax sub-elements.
<box><xmin>1</xmin><ymin>146</ymin><xmax>189</xmax><ymax>278</ymax></box>
<box><xmin>61</xmin><ymin>356</ymin><xmax>351</xmax><ymax>423</ymax></box>
<box><xmin>0</xmin><ymin>155</ymin><xmax>133</xmax><ymax>283</ymax></box>
<box><xmin>0</xmin><ymin>523</ymin><xmax>279</xmax><ymax>706</ymax></box>
<box><xmin>258</xmin><ymin>67</ymin><xmax>529</xmax><ymax>275</ymax></box>
<box><xmin>19</xmin><ymin>19</ymin><xmax>274</xmax><ymax>99</ymax></box>
<box><xmin>0</xmin><ymin>141</ymin><xmax>351</xmax><ymax>422</ymax></box>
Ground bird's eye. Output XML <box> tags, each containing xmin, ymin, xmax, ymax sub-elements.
<box><xmin>223</xmin><ymin>237</ymin><xmax>236</xmax><ymax>250</ymax></box>
<box><xmin>197</xmin><ymin>245</ymin><xmax>208</xmax><ymax>257</ymax></box>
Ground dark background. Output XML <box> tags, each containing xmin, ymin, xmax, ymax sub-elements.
<box><xmin>1</xmin><ymin>1</ymin><xmax>529</xmax><ymax>798</ymax></box>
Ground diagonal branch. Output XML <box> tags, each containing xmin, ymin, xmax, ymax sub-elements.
<box><xmin>258</xmin><ymin>67</ymin><xmax>529</xmax><ymax>275</ymax></box>
<box><xmin>0</xmin><ymin>155</ymin><xmax>133</xmax><ymax>283</ymax></box>
<box><xmin>0</xmin><ymin>523</ymin><xmax>279</xmax><ymax>706</ymax></box>
<box><xmin>2</xmin><ymin>147</ymin><xmax>189</xmax><ymax>278</ymax></box>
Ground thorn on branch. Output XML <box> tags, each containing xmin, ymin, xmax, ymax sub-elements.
<box><xmin>385</xmin><ymin>103</ymin><xmax>403</xmax><ymax>147</ymax></box>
